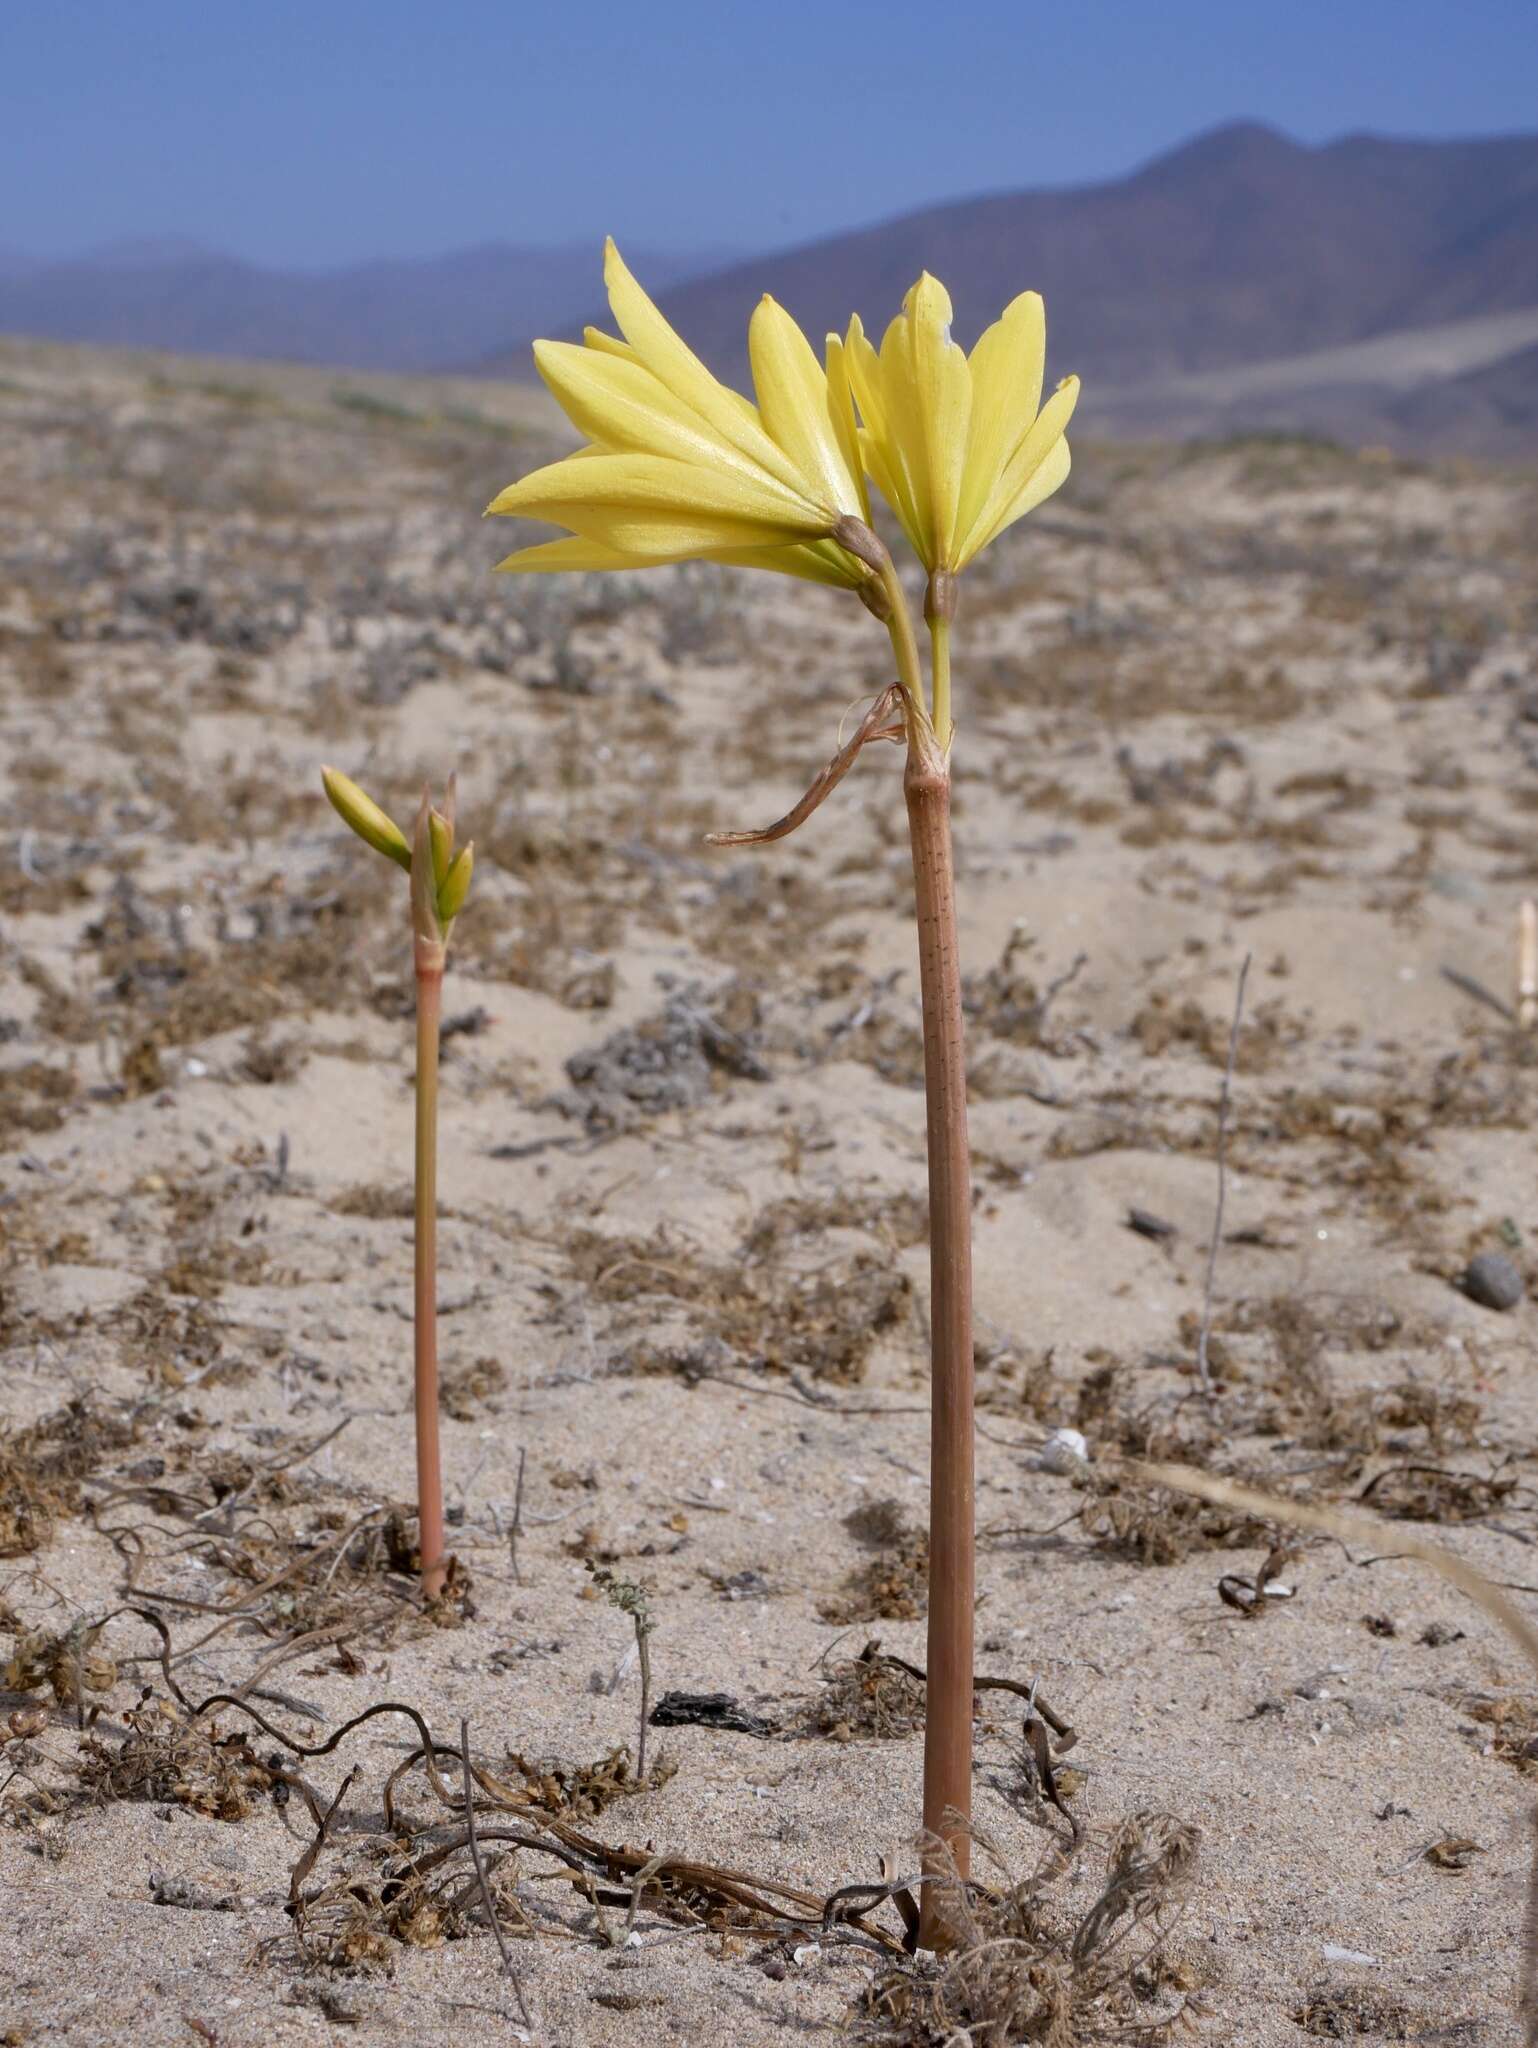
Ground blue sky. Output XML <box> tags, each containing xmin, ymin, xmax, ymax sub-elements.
<box><xmin>7</xmin><ymin>0</ymin><xmax>1537</xmax><ymax>266</ymax></box>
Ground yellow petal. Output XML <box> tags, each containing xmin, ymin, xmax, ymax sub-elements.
<box><xmin>581</xmin><ymin>325</ymin><xmax>638</xmax><ymax>362</ymax></box>
<box><xmin>486</xmin><ymin>449</ymin><xmax>829</xmax><ymax>547</ymax></box>
<box><xmin>958</xmin><ymin>375</ymin><xmax>1079</xmax><ymax>564</ymax></box>
<box><xmin>905</xmin><ymin>274</ymin><xmax>971</xmax><ymax>568</ymax></box>
<box><xmin>854</xmin><ymin>426</ymin><xmax>920</xmax><ymax>560</ymax></box>
<box><xmin>966</xmin><ymin>430</ymin><xmax>1073</xmax><ymax>562</ymax></box>
<box><xmin>582</xmin><ymin>322</ymin><xmax>762</xmax><ymax>425</ymax></box>
<box><xmin>603</xmin><ymin>240</ymin><xmax>819</xmax><ymax>509</ymax></box>
<box><xmin>704</xmin><ymin>538</ymin><xmax>868</xmax><ymax>588</ymax></box>
<box><xmin>845</xmin><ymin>315</ymin><xmax>925</xmax><ymax>560</ymax></box>
<box><xmin>823</xmin><ymin>334</ymin><xmax>871</xmax><ymax>524</ymax></box>
<box><xmin>748</xmin><ymin>297</ymin><xmax>864</xmax><ymax>521</ymax></box>
<box><xmin>534</xmin><ymin>339</ymin><xmax>806</xmax><ymax>505</ymax></box>
<box><xmin>495</xmin><ymin>535</ymin><xmax>657</xmax><ymax>574</ymax></box>
<box><xmin>563</xmin><ymin>504</ymin><xmax>823</xmax><ymax>557</ymax></box>
<box><xmin>495</xmin><ymin>531</ymin><xmax>864</xmax><ymax>588</ymax></box>
<box><xmin>955</xmin><ymin>292</ymin><xmax>1045</xmax><ymax>552</ymax></box>
<box><xmin>842</xmin><ymin>315</ymin><xmax>889</xmax><ymax>439</ymax></box>
<box><xmin>877</xmin><ymin>307</ymin><xmax>936</xmax><ymax>558</ymax></box>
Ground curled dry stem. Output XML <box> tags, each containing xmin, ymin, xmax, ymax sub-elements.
<box><xmin>704</xmin><ymin>683</ymin><xmax>904</xmax><ymax>847</ymax></box>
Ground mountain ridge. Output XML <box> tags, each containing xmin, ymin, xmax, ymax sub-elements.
<box><xmin>0</xmin><ymin>239</ymin><xmax>738</xmax><ymax>374</ymax></box>
<box><xmin>480</xmin><ymin>121</ymin><xmax>1538</xmax><ymax>453</ymax></box>
<box><xmin>6</xmin><ymin>121</ymin><xmax>1537</xmax><ymax>452</ymax></box>
<box><xmin>522</xmin><ymin>122</ymin><xmax>1538</xmax><ymax>387</ymax></box>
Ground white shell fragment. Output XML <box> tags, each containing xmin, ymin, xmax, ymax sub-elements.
<box><xmin>1038</xmin><ymin>1427</ymin><xmax>1090</xmax><ymax>1475</ymax></box>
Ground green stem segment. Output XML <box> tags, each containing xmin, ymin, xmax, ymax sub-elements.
<box><xmin>928</xmin><ymin>617</ymin><xmax>953</xmax><ymax>754</ymax></box>
<box><xmin>414</xmin><ymin>934</ymin><xmax>447</xmax><ymax>1601</ymax></box>
<box><xmin>636</xmin><ymin>1621</ymin><xmax>653</xmax><ymax>1784</ymax></box>
<box><xmin>875</xmin><ymin>553</ymin><xmax>928</xmax><ymax>729</ymax></box>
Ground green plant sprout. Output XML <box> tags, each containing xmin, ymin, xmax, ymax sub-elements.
<box><xmin>587</xmin><ymin>1561</ymin><xmax>656</xmax><ymax>1783</ymax></box>
<box><xmin>488</xmin><ymin>243</ymin><xmax>1076</xmax><ymax>1946</ymax></box>
<box><xmin>321</xmin><ymin>767</ymin><xmax>474</xmax><ymax>1600</ymax></box>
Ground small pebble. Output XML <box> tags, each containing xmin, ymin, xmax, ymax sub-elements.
<box><xmin>1038</xmin><ymin>1427</ymin><xmax>1090</xmax><ymax>1476</ymax></box>
<box><xmin>1126</xmin><ymin>1206</ymin><xmax>1177</xmax><ymax>1242</ymax></box>
<box><xmin>1461</xmin><ymin>1251</ymin><xmax>1523</xmax><ymax>1312</ymax></box>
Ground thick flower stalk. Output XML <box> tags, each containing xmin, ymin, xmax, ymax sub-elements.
<box><xmin>486</xmin><ymin>249</ymin><xmax>1075</xmax><ymax>1948</ymax></box>
<box><xmin>322</xmin><ymin>767</ymin><xmax>473</xmax><ymax>1601</ymax></box>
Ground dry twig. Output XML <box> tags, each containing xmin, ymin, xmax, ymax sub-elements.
<box><xmin>460</xmin><ymin>1717</ymin><xmax>532</xmax><ymax>2029</ymax></box>
<box><xmin>1196</xmin><ymin>954</ymin><xmax>1250</xmax><ymax>1401</ymax></box>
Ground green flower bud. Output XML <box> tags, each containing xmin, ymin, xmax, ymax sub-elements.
<box><xmin>428</xmin><ymin>807</ymin><xmax>454</xmax><ymax>889</ymax></box>
<box><xmin>436</xmin><ymin>844</ymin><xmax>474</xmax><ymax>926</ymax></box>
<box><xmin>322</xmin><ymin>767</ymin><xmax>411</xmax><ymax>872</ymax></box>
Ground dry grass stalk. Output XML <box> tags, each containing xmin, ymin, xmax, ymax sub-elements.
<box><xmin>587</xmin><ymin>1562</ymin><xmax>656</xmax><ymax>1781</ymax></box>
<box><xmin>1196</xmin><ymin>953</ymin><xmax>1250</xmax><ymax>1402</ymax></box>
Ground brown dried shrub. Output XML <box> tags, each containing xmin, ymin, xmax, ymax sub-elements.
<box><xmin>800</xmin><ymin>1651</ymin><xmax>927</xmax><ymax>1742</ymax></box>
<box><xmin>77</xmin><ymin>1699</ymin><xmax>275</xmax><ymax>1820</ymax></box>
<box><xmin>863</xmin><ymin>1813</ymin><xmax>1200</xmax><ymax>2046</ymax></box>
<box><xmin>0</xmin><ymin>1399</ymin><xmax>135</xmax><ymax>1556</ymax></box>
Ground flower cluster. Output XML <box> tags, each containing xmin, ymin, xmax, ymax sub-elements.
<box><xmin>487</xmin><ymin>242</ymin><xmax>1076</xmax><ymax>602</ymax></box>
<box><xmin>488</xmin><ymin>241</ymin><xmax>874</xmax><ymax>593</ymax></box>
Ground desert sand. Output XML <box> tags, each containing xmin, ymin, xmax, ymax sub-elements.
<box><xmin>2</xmin><ymin>334</ymin><xmax>1537</xmax><ymax>2045</ymax></box>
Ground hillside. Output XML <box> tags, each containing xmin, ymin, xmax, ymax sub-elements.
<box><xmin>0</xmin><ymin>238</ymin><xmax>735</xmax><ymax>373</ymax></box>
<box><xmin>536</xmin><ymin>125</ymin><xmax>1538</xmax><ymax>380</ymax></box>
<box><xmin>488</xmin><ymin>122</ymin><xmax>1538</xmax><ymax>454</ymax></box>
<box><xmin>7</xmin><ymin>122</ymin><xmax>1538</xmax><ymax>450</ymax></box>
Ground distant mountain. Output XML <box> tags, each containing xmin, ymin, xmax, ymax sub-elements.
<box><xmin>0</xmin><ymin>240</ymin><xmax>738</xmax><ymax>373</ymax></box>
<box><xmin>12</xmin><ymin>121</ymin><xmax>1538</xmax><ymax>452</ymax></box>
<box><xmin>486</xmin><ymin>122</ymin><xmax>1538</xmax><ymax>454</ymax></box>
<box><xmin>1390</xmin><ymin>336</ymin><xmax>1538</xmax><ymax>455</ymax></box>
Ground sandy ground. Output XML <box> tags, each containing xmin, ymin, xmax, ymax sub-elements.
<box><xmin>3</xmin><ymin>335</ymin><xmax>1538</xmax><ymax>2046</ymax></box>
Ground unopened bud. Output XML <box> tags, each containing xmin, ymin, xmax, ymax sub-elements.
<box><xmin>428</xmin><ymin>807</ymin><xmax>454</xmax><ymax>890</ymax></box>
<box><xmin>436</xmin><ymin>843</ymin><xmax>474</xmax><ymax>926</ymax></box>
<box><xmin>322</xmin><ymin>768</ymin><xmax>411</xmax><ymax>872</ymax></box>
<box><xmin>409</xmin><ymin>792</ymin><xmax>440</xmax><ymax>943</ymax></box>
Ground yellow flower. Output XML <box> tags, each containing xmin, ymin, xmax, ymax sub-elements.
<box><xmin>845</xmin><ymin>274</ymin><xmax>1078</xmax><ymax>579</ymax></box>
<box><xmin>487</xmin><ymin>241</ymin><xmax>873</xmax><ymax>592</ymax></box>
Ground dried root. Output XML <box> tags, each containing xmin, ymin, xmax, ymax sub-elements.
<box><xmin>862</xmin><ymin>1814</ymin><xmax>1201</xmax><ymax>2046</ymax></box>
